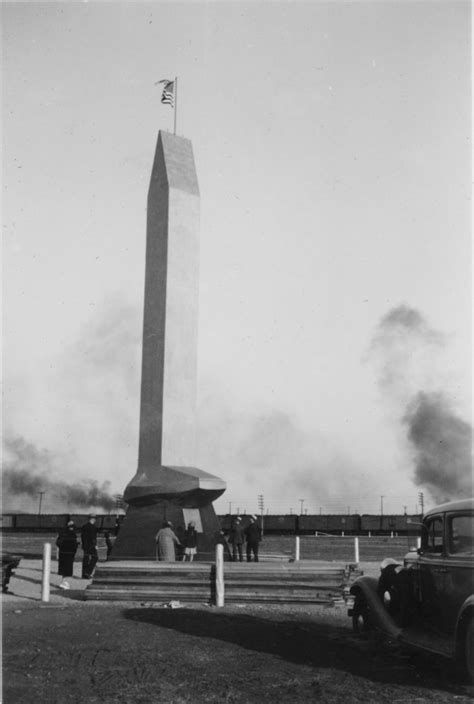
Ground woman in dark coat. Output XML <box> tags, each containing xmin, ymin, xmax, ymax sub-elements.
<box><xmin>182</xmin><ymin>521</ymin><xmax>198</xmax><ymax>562</ymax></box>
<box><xmin>56</xmin><ymin>520</ymin><xmax>79</xmax><ymax>589</ymax></box>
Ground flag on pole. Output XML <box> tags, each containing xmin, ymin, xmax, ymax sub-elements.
<box><xmin>156</xmin><ymin>79</ymin><xmax>174</xmax><ymax>107</ymax></box>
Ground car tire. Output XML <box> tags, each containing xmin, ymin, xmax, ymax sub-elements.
<box><xmin>463</xmin><ymin>616</ymin><xmax>474</xmax><ymax>684</ymax></box>
<box><xmin>352</xmin><ymin>593</ymin><xmax>372</xmax><ymax>635</ymax></box>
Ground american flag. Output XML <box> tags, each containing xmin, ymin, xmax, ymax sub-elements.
<box><xmin>157</xmin><ymin>79</ymin><xmax>174</xmax><ymax>107</ymax></box>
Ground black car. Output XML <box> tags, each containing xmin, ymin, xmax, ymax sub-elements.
<box><xmin>349</xmin><ymin>498</ymin><xmax>474</xmax><ymax>682</ymax></box>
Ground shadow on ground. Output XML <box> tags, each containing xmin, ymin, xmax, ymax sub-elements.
<box><xmin>124</xmin><ymin>606</ymin><xmax>468</xmax><ymax>694</ymax></box>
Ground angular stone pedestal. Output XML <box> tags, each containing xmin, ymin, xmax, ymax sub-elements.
<box><xmin>110</xmin><ymin>500</ymin><xmax>222</xmax><ymax>561</ymax></box>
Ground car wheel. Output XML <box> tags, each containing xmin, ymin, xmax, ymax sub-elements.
<box><xmin>352</xmin><ymin>593</ymin><xmax>372</xmax><ymax>634</ymax></box>
<box><xmin>463</xmin><ymin>616</ymin><xmax>474</xmax><ymax>684</ymax></box>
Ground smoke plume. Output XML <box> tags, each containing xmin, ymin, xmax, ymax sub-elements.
<box><xmin>3</xmin><ymin>296</ymin><xmax>141</xmax><ymax>509</ymax></box>
<box><xmin>371</xmin><ymin>303</ymin><xmax>472</xmax><ymax>503</ymax></box>
<box><xmin>3</xmin><ymin>435</ymin><xmax>116</xmax><ymax>512</ymax></box>
<box><xmin>403</xmin><ymin>391</ymin><xmax>472</xmax><ymax>503</ymax></box>
<box><xmin>197</xmin><ymin>397</ymin><xmax>368</xmax><ymax>513</ymax></box>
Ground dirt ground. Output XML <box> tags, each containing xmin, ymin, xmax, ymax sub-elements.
<box><xmin>2</xmin><ymin>558</ymin><xmax>474</xmax><ymax>704</ymax></box>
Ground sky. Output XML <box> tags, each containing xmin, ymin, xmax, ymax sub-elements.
<box><xmin>2</xmin><ymin>0</ymin><xmax>472</xmax><ymax>517</ymax></box>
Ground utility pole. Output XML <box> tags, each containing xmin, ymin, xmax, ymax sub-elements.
<box><xmin>299</xmin><ymin>499</ymin><xmax>304</xmax><ymax>514</ymax></box>
<box><xmin>418</xmin><ymin>492</ymin><xmax>424</xmax><ymax>516</ymax></box>
<box><xmin>258</xmin><ymin>494</ymin><xmax>264</xmax><ymax>536</ymax></box>
<box><xmin>228</xmin><ymin>501</ymin><xmax>232</xmax><ymax>516</ymax></box>
<box><xmin>380</xmin><ymin>495</ymin><xmax>384</xmax><ymax>516</ymax></box>
<box><xmin>38</xmin><ymin>491</ymin><xmax>45</xmax><ymax>515</ymax></box>
<box><xmin>38</xmin><ymin>491</ymin><xmax>45</xmax><ymax>528</ymax></box>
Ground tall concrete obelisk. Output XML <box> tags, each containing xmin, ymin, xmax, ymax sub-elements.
<box><xmin>112</xmin><ymin>131</ymin><xmax>225</xmax><ymax>560</ymax></box>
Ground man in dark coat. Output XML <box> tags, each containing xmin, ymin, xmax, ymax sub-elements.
<box><xmin>57</xmin><ymin>520</ymin><xmax>79</xmax><ymax>589</ymax></box>
<box><xmin>228</xmin><ymin>517</ymin><xmax>245</xmax><ymax>562</ymax></box>
<box><xmin>81</xmin><ymin>514</ymin><xmax>99</xmax><ymax>579</ymax></box>
<box><xmin>245</xmin><ymin>515</ymin><xmax>262</xmax><ymax>562</ymax></box>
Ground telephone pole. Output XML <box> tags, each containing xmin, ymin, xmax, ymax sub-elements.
<box><xmin>418</xmin><ymin>492</ymin><xmax>425</xmax><ymax>516</ymax></box>
<box><xmin>38</xmin><ymin>491</ymin><xmax>45</xmax><ymax>528</ymax></box>
<box><xmin>258</xmin><ymin>494</ymin><xmax>264</xmax><ymax>536</ymax></box>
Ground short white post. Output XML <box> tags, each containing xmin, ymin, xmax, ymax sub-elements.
<box><xmin>368</xmin><ymin>531</ymin><xmax>371</xmax><ymax>537</ymax></box>
<box><xmin>354</xmin><ymin>537</ymin><xmax>359</xmax><ymax>565</ymax></box>
<box><xmin>295</xmin><ymin>536</ymin><xmax>300</xmax><ymax>561</ymax></box>
<box><xmin>215</xmin><ymin>544</ymin><xmax>224</xmax><ymax>607</ymax></box>
<box><xmin>416</xmin><ymin>536</ymin><xmax>421</xmax><ymax>550</ymax></box>
<box><xmin>41</xmin><ymin>542</ymin><xmax>51</xmax><ymax>602</ymax></box>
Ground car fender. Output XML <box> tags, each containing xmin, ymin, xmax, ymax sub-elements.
<box><xmin>350</xmin><ymin>575</ymin><xmax>402</xmax><ymax>641</ymax></box>
<box><xmin>455</xmin><ymin>595</ymin><xmax>474</xmax><ymax>642</ymax></box>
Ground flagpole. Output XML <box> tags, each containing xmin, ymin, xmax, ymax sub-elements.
<box><xmin>174</xmin><ymin>76</ymin><xmax>178</xmax><ymax>135</ymax></box>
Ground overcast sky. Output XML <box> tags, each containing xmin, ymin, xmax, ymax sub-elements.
<box><xmin>3</xmin><ymin>1</ymin><xmax>472</xmax><ymax>516</ymax></box>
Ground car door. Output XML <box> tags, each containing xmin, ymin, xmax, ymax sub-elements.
<box><xmin>439</xmin><ymin>510</ymin><xmax>474</xmax><ymax>635</ymax></box>
<box><xmin>418</xmin><ymin>513</ymin><xmax>446</xmax><ymax>632</ymax></box>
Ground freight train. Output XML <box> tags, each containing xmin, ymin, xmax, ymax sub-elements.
<box><xmin>0</xmin><ymin>512</ymin><xmax>421</xmax><ymax>536</ymax></box>
<box><xmin>0</xmin><ymin>513</ymin><xmax>121</xmax><ymax>533</ymax></box>
<box><xmin>218</xmin><ymin>513</ymin><xmax>421</xmax><ymax>536</ymax></box>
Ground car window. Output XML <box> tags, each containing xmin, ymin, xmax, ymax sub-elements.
<box><xmin>449</xmin><ymin>514</ymin><xmax>474</xmax><ymax>555</ymax></box>
<box><xmin>423</xmin><ymin>515</ymin><xmax>443</xmax><ymax>553</ymax></box>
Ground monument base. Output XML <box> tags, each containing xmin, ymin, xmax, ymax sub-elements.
<box><xmin>109</xmin><ymin>500</ymin><xmax>223</xmax><ymax>561</ymax></box>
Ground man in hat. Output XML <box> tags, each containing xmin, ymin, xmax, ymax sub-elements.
<box><xmin>228</xmin><ymin>516</ymin><xmax>245</xmax><ymax>562</ymax></box>
<box><xmin>56</xmin><ymin>520</ymin><xmax>79</xmax><ymax>589</ymax></box>
<box><xmin>81</xmin><ymin>514</ymin><xmax>98</xmax><ymax>579</ymax></box>
<box><xmin>245</xmin><ymin>515</ymin><xmax>262</xmax><ymax>562</ymax></box>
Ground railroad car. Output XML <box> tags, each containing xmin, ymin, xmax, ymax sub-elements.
<box><xmin>360</xmin><ymin>514</ymin><xmax>421</xmax><ymax>535</ymax></box>
<box><xmin>298</xmin><ymin>514</ymin><xmax>361</xmax><ymax>535</ymax></box>
<box><xmin>262</xmin><ymin>514</ymin><xmax>297</xmax><ymax>534</ymax></box>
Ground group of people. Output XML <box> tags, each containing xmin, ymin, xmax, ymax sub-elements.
<box><xmin>56</xmin><ymin>514</ymin><xmax>263</xmax><ymax>581</ymax></box>
<box><xmin>228</xmin><ymin>515</ymin><xmax>262</xmax><ymax>562</ymax></box>
<box><xmin>155</xmin><ymin>521</ymin><xmax>198</xmax><ymax>562</ymax></box>
<box><xmin>154</xmin><ymin>515</ymin><xmax>262</xmax><ymax>563</ymax></box>
<box><xmin>56</xmin><ymin>513</ymin><xmax>99</xmax><ymax>589</ymax></box>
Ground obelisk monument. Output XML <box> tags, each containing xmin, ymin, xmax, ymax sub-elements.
<box><xmin>111</xmin><ymin>131</ymin><xmax>226</xmax><ymax>560</ymax></box>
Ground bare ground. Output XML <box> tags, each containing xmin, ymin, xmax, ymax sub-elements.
<box><xmin>2</xmin><ymin>558</ymin><xmax>474</xmax><ymax>704</ymax></box>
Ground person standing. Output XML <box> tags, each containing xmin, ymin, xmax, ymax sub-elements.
<box><xmin>155</xmin><ymin>521</ymin><xmax>181</xmax><ymax>561</ymax></box>
<box><xmin>228</xmin><ymin>516</ymin><xmax>244</xmax><ymax>562</ymax></box>
<box><xmin>245</xmin><ymin>515</ymin><xmax>262</xmax><ymax>562</ymax></box>
<box><xmin>81</xmin><ymin>514</ymin><xmax>99</xmax><ymax>579</ymax></box>
<box><xmin>104</xmin><ymin>531</ymin><xmax>114</xmax><ymax>559</ymax></box>
<box><xmin>56</xmin><ymin>520</ymin><xmax>79</xmax><ymax>589</ymax></box>
<box><xmin>182</xmin><ymin>521</ymin><xmax>198</xmax><ymax>562</ymax></box>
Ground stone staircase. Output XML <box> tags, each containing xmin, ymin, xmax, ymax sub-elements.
<box><xmin>85</xmin><ymin>560</ymin><xmax>359</xmax><ymax>604</ymax></box>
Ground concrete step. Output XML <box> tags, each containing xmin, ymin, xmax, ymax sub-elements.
<box><xmin>85</xmin><ymin>560</ymin><xmax>357</xmax><ymax>603</ymax></box>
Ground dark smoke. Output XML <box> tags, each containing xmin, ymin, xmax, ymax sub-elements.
<box><xmin>371</xmin><ymin>304</ymin><xmax>473</xmax><ymax>503</ymax></box>
<box><xmin>3</xmin><ymin>436</ymin><xmax>116</xmax><ymax>512</ymax></box>
<box><xmin>403</xmin><ymin>392</ymin><xmax>472</xmax><ymax>503</ymax></box>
